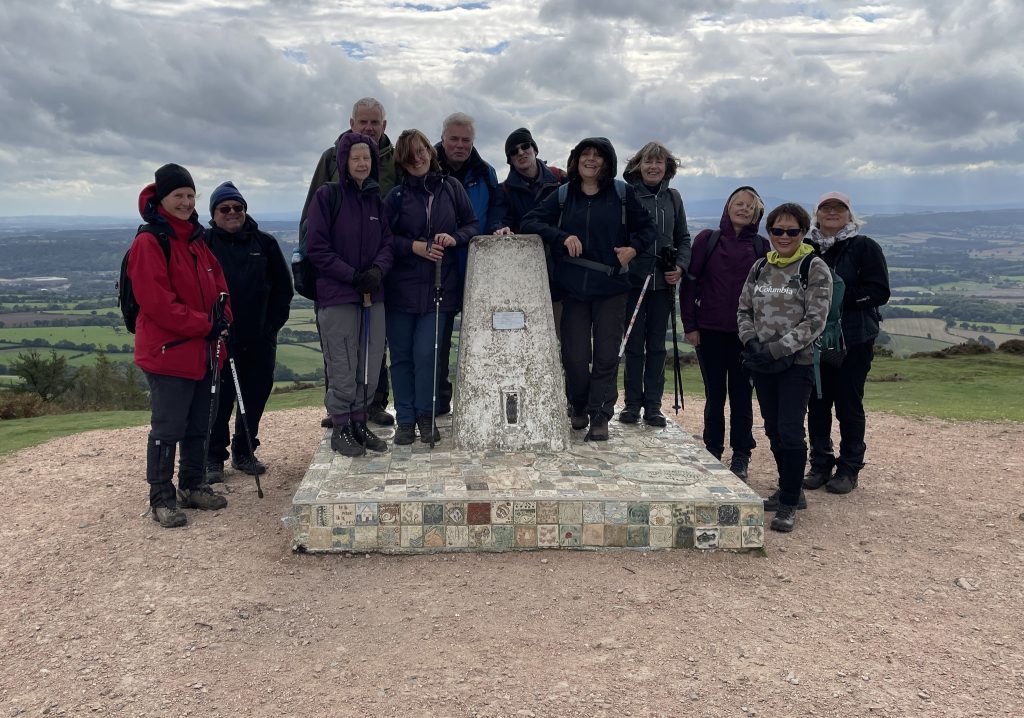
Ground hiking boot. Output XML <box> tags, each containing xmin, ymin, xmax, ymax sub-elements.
<box><xmin>585</xmin><ymin>416</ymin><xmax>609</xmax><ymax>441</ymax></box>
<box><xmin>763</xmin><ymin>489</ymin><xmax>808</xmax><ymax>512</ymax></box>
<box><xmin>618</xmin><ymin>407</ymin><xmax>640</xmax><ymax>424</ymax></box>
<box><xmin>417</xmin><ymin>416</ymin><xmax>441</xmax><ymax>445</ymax></box>
<box><xmin>770</xmin><ymin>504</ymin><xmax>798</xmax><ymax>532</ymax></box>
<box><xmin>151</xmin><ymin>504</ymin><xmax>187</xmax><ymax>528</ymax></box>
<box><xmin>729</xmin><ymin>454</ymin><xmax>750</xmax><ymax>482</ymax></box>
<box><xmin>803</xmin><ymin>466</ymin><xmax>832</xmax><ymax>490</ymax></box>
<box><xmin>826</xmin><ymin>470</ymin><xmax>858</xmax><ymax>494</ymax></box>
<box><xmin>231</xmin><ymin>455</ymin><xmax>267</xmax><ymax>475</ymax></box>
<box><xmin>352</xmin><ymin>421</ymin><xmax>388</xmax><ymax>453</ymax></box>
<box><xmin>331</xmin><ymin>424</ymin><xmax>366</xmax><ymax>457</ymax></box>
<box><xmin>570</xmin><ymin>410</ymin><xmax>589</xmax><ymax>430</ymax></box>
<box><xmin>177</xmin><ymin>485</ymin><xmax>228</xmax><ymax>511</ymax></box>
<box><xmin>643</xmin><ymin>409</ymin><xmax>667</xmax><ymax>427</ymax></box>
<box><xmin>204</xmin><ymin>461</ymin><xmax>224</xmax><ymax>484</ymax></box>
<box><xmin>394</xmin><ymin>424</ymin><xmax>417</xmax><ymax>445</ymax></box>
<box><xmin>320</xmin><ymin>415</ymin><xmax>333</xmax><ymax>428</ymax></box>
<box><xmin>367</xmin><ymin>403</ymin><xmax>394</xmax><ymax>426</ymax></box>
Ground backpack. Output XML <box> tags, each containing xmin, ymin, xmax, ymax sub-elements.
<box><xmin>117</xmin><ymin>224</ymin><xmax>171</xmax><ymax>334</ymax></box>
<box><xmin>557</xmin><ymin>178</ymin><xmax>626</xmax><ymax>229</ymax></box>
<box><xmin>292</xmin><ymin>182</ymin><xmax>342</xmax><ymax>301</ymax></box>
<box><xmin>752</xmin><ymin>254</ymin><xmax>846</xmax><ymax>398</ymax></box>
<box><xmin>690</xmin><ymin>229</ymin><xmax>766</xmax><ymax>282</ymax></box>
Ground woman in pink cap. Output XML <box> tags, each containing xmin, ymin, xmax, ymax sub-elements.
<box><xmin>804</xmin><ymin>192</ymin><xmax>890</xmax><ymax>494</ymax></box>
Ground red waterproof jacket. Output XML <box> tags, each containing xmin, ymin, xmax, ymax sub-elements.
<box><xmin>128</xmin><ymin>184</ymin><xmax>231</xmax><ymax>380</ymax></box>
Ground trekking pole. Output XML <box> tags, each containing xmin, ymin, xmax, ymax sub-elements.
<box><xmin>361</xmin><ymin>292</ymin><xmax>372</xmax><ymax>418</ymax></box>
<box><xmin>430</xmin><ymin>244</ymin><xmax>444</xmax><ymax>450</ymax></box>
<box><xmin>226</xmin><ymin>351</ymin><xmax>264</xmax><ymax>498</ymax></box>
<box><xmin>202</xmin><ymin>292</ymin><xmax>228</xmax><ymax>486</ymax></box>
<box><xmin>669</xmin><ymin>289</ymin><xmax>684</xmax><ymax>414</ymax></box>
<box><xmin>618</xmin><ymin>271</ymin><xmax>654</xmax><ymax>358</ymax></box>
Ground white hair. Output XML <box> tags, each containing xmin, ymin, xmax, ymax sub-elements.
<box><xmin>351</xmin><ymin>97</ymin><xmax>386</xmax><ymax>121</ymax></box>
<box><xmin>441</xmin><ymin>112</ymin><xmax>475</xmax><ymax>139</ymax></box>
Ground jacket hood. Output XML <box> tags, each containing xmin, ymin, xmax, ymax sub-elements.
<box><xmin>434</xmin><ymin>142</ymin><xmax>489</xmax><ymax>175</ymax></box>
<box><xmin>567</xmin><ymin>137</ymin><xmax>617</xmax><ymax>186</ymax></box>
<box><xmin>336</xmin><ymin>132</ymin><xmax>380</xmax><ymax>189</ymax></box>
<box><xmin>719</xmin><ymin>185</ymin><xmax>764</xmax><ymax>238</ymax></box>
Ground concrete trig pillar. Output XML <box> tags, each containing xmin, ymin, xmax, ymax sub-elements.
<box><xmin>452</xmin><ymin>234</ymin><xmax>571</xmax><ymax>452</ymax></box>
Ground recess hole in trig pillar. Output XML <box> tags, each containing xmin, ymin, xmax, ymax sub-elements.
<box><xmin>504</xmin><ymin>391</ymin><xmax>519</xmax><ymax>425</ymax></box>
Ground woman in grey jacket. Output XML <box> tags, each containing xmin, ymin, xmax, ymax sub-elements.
<box><xmin>737</xmin><ymin>203</ymin><xmax>832</xmax><ymax>533</ymax></box>
<box><xmin>619</xmin><ymin>142</ymin><xmax>691</xmax><ymax>427</ymax></box>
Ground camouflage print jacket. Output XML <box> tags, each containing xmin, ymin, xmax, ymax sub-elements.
<box><xmin>737</xmin><ymin>255</ymin><xmax>833</xmax><ymax>365</ymax></box>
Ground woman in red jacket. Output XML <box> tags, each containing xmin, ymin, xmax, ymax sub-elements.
<box><xmin>128</xmin><ymin>164</ymin><xmax>231</xmax><ymax>528</ymax></box>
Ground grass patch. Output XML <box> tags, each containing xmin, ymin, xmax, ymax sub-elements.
<box><xmin>0</xmin><ymin>410</ymin><xmax>150</xmax><ymax>456</ymax></box>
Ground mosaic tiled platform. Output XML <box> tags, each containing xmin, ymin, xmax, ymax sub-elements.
<box><xmin>287</xmin><ymin>414</ymin><xmax>765</xmax><ymax>554</ymax></box>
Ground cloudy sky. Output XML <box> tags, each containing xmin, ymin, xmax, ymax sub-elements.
<box><xmin>2</xmin><ymin>0</ymin><xmax>1021</xmax><ymax>218</ymax></box>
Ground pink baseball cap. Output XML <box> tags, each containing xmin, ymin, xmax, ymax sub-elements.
<box><xmin>815</xmin><ymin>191</ymin><xmax>852</xmax><ymax>213</ymax></box>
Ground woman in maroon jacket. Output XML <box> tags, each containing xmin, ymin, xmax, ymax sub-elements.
<box><xmin>128</xmin><ymin>164</ymin><xmax>231</xmax><ymax>528</ymax></box>
<box><xmin>305</xmin><ymin>133</ymin><xmax>394</xmax><ymax>457</ymax></box>
<box><xmin>679</xmin><ymin>186</ymin><xmax>767</xmax><ymax>479</ymax></box>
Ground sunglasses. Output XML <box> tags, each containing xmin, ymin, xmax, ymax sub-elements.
<box><xmin>217</xmin><ymin>204</ymin><xmax>245</xmax><ymax>215</ymax></box>
<box><xmin>769</xmin><ymin>227</ymin><xmax>803</xmax><ymax>237</ymax></box>
<box><xmin>512</xmin><ymin>143</ymin><xmax>533</xmax><ymax>155</ymax></box>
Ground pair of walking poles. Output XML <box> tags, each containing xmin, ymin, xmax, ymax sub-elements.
<box><xmin>618</xmin><ymin>247</ymin><xmax>685</xmax><ymax>415</ymax></box>
<box><xmin>202</xmin><ymin>293</ymin><xmax>264</xmax><ymax>498</ymax></box>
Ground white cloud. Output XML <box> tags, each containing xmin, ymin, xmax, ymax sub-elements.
<box><xmin>0</xmin><ymin>0</ymin><xmax>1020</xmax><ymax>216</ymax></box>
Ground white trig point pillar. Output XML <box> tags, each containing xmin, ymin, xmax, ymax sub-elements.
<box><xmin>452</xmin><ymin>234</ymin><xmax>570</xmax><ymax>452</ymax></box>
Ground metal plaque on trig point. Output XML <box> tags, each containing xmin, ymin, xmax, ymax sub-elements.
<box><xmin>492</xmin><ymin>311</ymin><xmax>525</xmax><ymax>330</ymax></box>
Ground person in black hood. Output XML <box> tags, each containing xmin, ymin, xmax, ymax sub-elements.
<box><xmin>619</xmin><ymin>141</ymin><xmax>692</xmax><ymax>427</ymax></box>
<box><xmin>205</xmin><ymin>182</ymin><xmax>293</xmax><ymax>481</ymax></box>
<box><xmin>522</xmin><ymin>137</ymin><xmax>656</xmax><ymax>441</ymax></box>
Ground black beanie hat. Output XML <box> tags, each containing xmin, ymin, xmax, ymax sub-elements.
<box><xmin>154</xmin><ymin>163</ymin><xmax>195</xmax><ymax>203</ymax></box>
<box><xmin>504</xmin><ymin>127</ymin><xmax>538</xmax><ymax>163</ymax></box>
<box><xmin>209</xmin><ymin>181</ymin><xmax>247</xmax><ymax>215</ymax></box>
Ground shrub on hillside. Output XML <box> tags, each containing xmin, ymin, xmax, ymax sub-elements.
<box><xmin>57</xmin><ymin>353</ymin><xmax>149</xmax><ymax>411</ymax></box>
<box><xmin>0</xmin><ymin>389</ymin><xmax>46</xmax><ymax>419</ymax></box>
<box><xmin>998</xmin><ymin>339</ymin><xmax>1024</xmax><ymax>355</ymax></box>
<box><xmin>910</xmin><ymin>340</ymin><xmax>995</xmax><ymax>359</ymax></box>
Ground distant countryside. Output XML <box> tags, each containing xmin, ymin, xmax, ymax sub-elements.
<box><xmin>2</xmin><ymin>209</ymin><xmax>1023</xmax><ymax>426</ymax></box>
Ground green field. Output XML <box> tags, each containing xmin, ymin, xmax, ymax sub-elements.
<box><xmin>883</xmin><ymin>335</ymin><xmax>952</xmax><ymax>356</ymax></box>
<box><xmin>0</xmin><ymin>325</ymin><xmax>132</xmax><ymax>345</ymax></box>
<box><xmin>4</xmin><ymin>353</ymin><xmax>1022</xmax><ymax>455</ymax></box>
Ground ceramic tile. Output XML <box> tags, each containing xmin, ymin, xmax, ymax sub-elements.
<box><xmin>491</xmin><ymin>500</ymin><xmax>514</xmax><ymax>524</ymax></box>
<box><xmin>558</xmin><ymin>501</ymin><xmax>583</xmax><ymax>525</ymax></box>
<box><xmin>444</xmin><ymin>502</ymin><xmax>467</xmax><ymax>525</ymax></box>
<box><xmin>446</xmin><ymin>525</ymin><xmax>469</xmax><ymax>548</ymax></box>
<box><xmin>558</xmin><ymin>525</ymin><xmax>582</xmax><ymax>547</ymax></box>
<box><xmin>649</xmin><ymin>503</ymin><xmax>673</xmax><ymax>527</ymax></box>
<box><xmin>334</xmin><ymin>504</ymin><xmax>356</xmax><ymax>526</ymax></box>
<box><xmin>694</xmin><ymin>527</ymin><xmax>719</xmax><ymax>550</ymax></box>
<box><xmin>627</xmin><ymin>525</ymin><xmax>650</xmax><ymax>547</ymax></box>
<box><xmin>492</xmin><ymin>525</ymin><xmax>514</xmax><ymax>549</ymax></box>
<box><xmin>400</xmin><ymin>502</ymin><xmax>423</xmax><ymax>525</ymax></box>
<box><xmin>718</xmin><ymin>504</ymin><xmax>740</xmax><ymax>526</ymax></box>
<box><xmin>331</xmin><ymin>527</ymin><xmax>354</xmax><ymax>550</ymax></box>
<box><xmin>604</xmin><ymin>524</ymin><xmax>627</xmax><ymax>547</ymax></box>
<box><xmin>514</xmin><ymin>526</ymin><xmax>538</xmax><ymax>548</ymax></box>
<box><xmin>673</xmin><ymin>503</ymin><xmax>695</xmax><ymax>527</ymax></box>
<box><xmin>605</xmin><ymin>501</ymin><xmax>628</xmax><ymax>524</ymax></box>
<box><xmin>354</xmin><ymin>526</ymin><xmax>378</xmax><ymax>548</ymax></box>
<box><xmin>627</xmin><ymin>503</ymin><xmax>650</xmax><ymax>525</ymax></box>
<box><xmin>649</xmin><ymin>526</ymin><xmax>674</xmax><ymax>549</ymax></box>
<box><xmin>740</xmin><ymin>505</ymin><xmax>763</xmax><ymax>526</ymax></box>
<box><xmin>467</xmin><ymin>502</ymin><xmax>491</xmax><ymax>525</ymax></box>
<box><xmin>537</xmin><ymin>524</ymin><xmax>559</xmax><ymax>547</ymax></box>
<box><xmin>536</xmin><ymin>501</ymin><xmax>559</xmax><ymax>524</ymax></box>
<box><xmin>583</xmin><ymin>501</ymin><xmax>604</xmax><ymax>524</ymax></box>
<box><xmin>741</xmin><ymin>525</ymin><xmax>764</xmax><ymax>548</ymax></box>
<box><xmin>513</xmin><ymin>502</ymin><xmax>537</xmax><ymax>525</ymax></box>
<box><xmin>582</xmin><ymin>523</ymin><xmax>604</xmax><ymax>546</ymax></box>
<box><xmin>378</xmin><ymin>503</ymin><xmax>400</xmax><ymax>525</ymax></box>
<box><xmin>423</xmin><ymin>525</ymin><xmax>445</xmax><ymax>548</ymax></box>
<box><xmin>423</xmin><ymin>503</ymin><xmax>444</xmax><ymax>525</ymax></box>
<box><xmin>469</xmin><ymin>525</ymin><xmax>493</xmax><ymax>548</ymax></box>
<box><xmin>695</xmin><ymin>504</ymin><xmax>717</xmax><ymax>526</ymax></box>
<box><xmin>378</xmin><ymin>526</ymin><xmax>401</xmax><ymax>548</ymax></box>
<box><xmin>718</xmin><ymin>527</ymin><xmax>741</xmax><ymax>549</ymax></box>
<box><xmin>675</xmin><ymin>526</ymin><xmax>695</xmax><ymax>548</ymax></box>
<box><xmin>401</xmin><ymin>526</ymin><xmax>424</xmax><ymax>548</ymax></box>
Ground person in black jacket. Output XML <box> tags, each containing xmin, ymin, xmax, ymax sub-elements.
<box><xmin>205</xmin><ymin>182</ymin><xmax>293</xmax><ymax>481</ymax></box>
<box><xmin>522</xmin><ymin>137</ymin><xmax>656</xmax><ymax>441</ymax></box>
<box><xmin>804</xmin><ymin>191</ymin><xmax>890</xmax><ymax>494</ymax></box>
<box><xmin>619</xmin><ymin>141</ymin><xmax>691</xmax><ymax>427</ymax></box>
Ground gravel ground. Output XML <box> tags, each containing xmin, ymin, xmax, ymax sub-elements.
<box><xmin>1</xmin><ymin>400</ymin><xmax>1022</xmax><ymax>717</ymax></box>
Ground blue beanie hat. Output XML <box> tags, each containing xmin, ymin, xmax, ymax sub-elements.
<box><xmin>209</xmin><ymin>181</ymin><xmax>247</xmax><ymax>215</ymax></box>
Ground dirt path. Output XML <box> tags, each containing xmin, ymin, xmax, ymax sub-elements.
<box><xmin>1</xmin><ymin>402</ymin><xmax>1022</xmax><ymax>717</ymax></box>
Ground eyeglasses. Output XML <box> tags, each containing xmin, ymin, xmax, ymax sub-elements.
<box><xmin>217</xmin><ymin>204</ymin><xmax>245</xmax><ymax>215</ymax></box>
<box><xmin>512</xmin><ymin>143</ymin><xmax>532</xmax><ymax>155</ymax></box>
<box><xmin>818</xmin><ymin>203</ymin><xmax>847</xmax><ymax>213</ymax></box>
<box><xmin>769</xmin><ymin>227</ymin><xmax>803</xmax><ymax>237</ymax></box>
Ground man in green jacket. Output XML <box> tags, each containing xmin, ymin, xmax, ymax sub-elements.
<box><xmin>300</xmin><ymin>97</ymin><xmax>396</xmax><ymax>427</ymax></box>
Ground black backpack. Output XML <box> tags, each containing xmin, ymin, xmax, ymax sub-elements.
<box><xmin>117</xmin><ymin>224</ymin><xmax>171</xmax><ymax>334</ymax></box>
<box><xmin>292</xmin><ymin>182</ymin><xmax>342</xmax><ymax>301</ymax></box>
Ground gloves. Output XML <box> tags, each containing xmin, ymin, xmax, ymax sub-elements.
<box><xmin>352</xmin><ymin>266</ymin><xmax>383</xmax><ymax>294</ymax></box>
<box><xmin>206</xmin><ymin>316</ymin><xmax>229</xmax><ymax>342</ymax></box>
<box><xmin>744</xmin><ymin>339</ymin><xmax>765</xmax><ymax>356</ymax></box>
<box><xmin>741</xmin><ymin>339</ymin><xmax>794</xmax><ymax>374</ymax></box>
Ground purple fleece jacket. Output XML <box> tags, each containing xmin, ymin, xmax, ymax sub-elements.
<box><xmin>680</xmin><ymin>186</ymin><xmax>767</xmax><ymax>334</ymax></box>
<box><xmin>305</xmin><ymin>133</ymin><xmax>394</xmax><ymax>306</ymax></box>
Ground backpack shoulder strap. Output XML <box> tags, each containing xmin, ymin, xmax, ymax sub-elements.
<box><xmin>556</xmin><ymin>183</ymin><xmax>569</xmax><ymax>229</ymax></box>
<box><xmin>797</xmin><ymin>254</ymin><xmax>814</xmax><ymax>290</ymax></box>
<box><xmin>136</xmin><ymin>223</ymin><xmax>172</xmax><ymax>264</ymax></box>
<box><xmin>752</xmin><ymin>234</ymin><xmax>766</xmax><ymax>257</ymax></box>
<box><xmin>614</xmin><ymin>179</ymin><xmax>626</xmax><ymax>227</ymax></box>
<box><xmin>387</xmin><ymin>185</ymin><xmax>403</xmax><ymax>229</ymax></box>
<box><xmin>752</xmin><ymin>256</ymin><xmax>768</xmax><ymax>283</ymax></box>
<box><xmin>669</xmin><ymin>188</ymin><xmax>683</xmax><ymax>221</ymax></box>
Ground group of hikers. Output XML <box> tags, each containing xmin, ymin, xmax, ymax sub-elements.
<box><xmin>127</xmin><ymin>96</ymin><xmax>890</xmax><ymax>534</ymax></box>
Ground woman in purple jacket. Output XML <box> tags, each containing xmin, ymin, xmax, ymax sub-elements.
<box><xmin>305</xmin><ymin>133</ymin><xmax>394</xmax><ymax>457</ymax></box>
<box><xmin>680</xmin><ymin>186</ymin><xmax>767</xmax><ymax>479</ymax></box>
<box><xmin>383</xmin><ymin>129</ymin><xmax>479</xmax><ymax>445</ymax></box>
